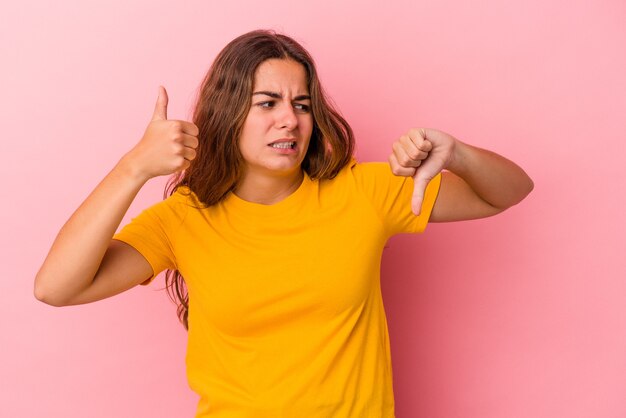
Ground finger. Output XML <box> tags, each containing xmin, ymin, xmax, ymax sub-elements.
<box><xmin>182</xmin><ymin>146</ymin><xmax>197</xmax><ymax>162</ymax></box>
<box><xmin>179</xmin><ymin>121</ymin><xmax>200</xmax><ymax>136</ymax></box>
<box><xmin>419</xmin><ymin>139</ymin><xmax>433</xmax><ymax>152</ymax></box>
<box><xmin>152</xmin><ymin>86</ymin><xmax>169</xmax><ymax>121</ymax></box>
<box><xmin>388</xmin><ymin>153</ymin><xmax>417</xmax><ymax>176</ymax></box>
<box><xmin>411</xmin><ymin>164</ymin><xmax>436</xmax><ymax>216</ymax></box>
<box><xmin>176</xmin><ymin>157</ymin><xmax>191</xmax><ymax>173</ymax></box>
<box><xmin>179</xmin><ymin>133</ymin><xmax>199</xmax><ymax>149</ymax></box>
<box><xmin>408</xmin><ymin>129</ymin><xmax>433</xmax><ymax>152</ymax></box>
<box><xmin>411</xmin><ymin>173</ymin><xmax>431</xmax><ymax>216</ymax></box>
<box><xmin>392</xmin><ymin>140</ymin><xmax>421</xmax><ymax>168</ymax></box>
<box><xmin>399</xmin><ymin>135</ymin><xmax>429</xmax><ymax>161</ymax></box>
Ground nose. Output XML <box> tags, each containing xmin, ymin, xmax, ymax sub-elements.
<box><xmin>275</xmin><ymin>103</ymin><xmax>298</xmax><ymax>130</ymax></box>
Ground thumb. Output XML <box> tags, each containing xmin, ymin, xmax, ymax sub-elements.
<box><xmin>151</xmin><ymin>85</ymin><xmax>168</xmax><ymax>121</ymax></box>
<box><xmin>411</xmin><ymin>172</ymin><xmax>431</xmax><ymax>216</ymax></box>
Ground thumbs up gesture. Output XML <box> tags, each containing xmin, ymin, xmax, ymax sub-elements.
<box><xmin>388</xmin><ymin>128</ymin><xmax>456</xmax><ymax>215</ymax></box>
<box><xmin>124</xmin><ymin>86</ymin><xmax>200</xmax><ymax>182</ymax></box>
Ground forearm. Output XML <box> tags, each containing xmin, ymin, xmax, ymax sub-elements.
<box><xmin>34</xmin><ymin>155</ymin><xmax>149</xmax><ymax>305</ymax></box>
<box><xmin>446</xmin><ymin>140</ymin><xmax>534</xmax><ymax>210</ymax></box>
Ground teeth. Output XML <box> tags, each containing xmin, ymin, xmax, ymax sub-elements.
<box><xmin>270</xmin><ymin>142</ymin><xmax>295</xmax><ymax>149</ymax></box>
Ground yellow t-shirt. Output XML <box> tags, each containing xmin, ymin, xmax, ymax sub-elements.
<box><xmin>113</xmin><ymin>158</ymin><xmax>441</xmax><ymax>418</ymax></box>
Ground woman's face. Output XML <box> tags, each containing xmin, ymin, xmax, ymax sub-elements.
<box><xmin>238</xmin><ymin>58</ymin><xmax>313</xmax><ymax>179</ymax></box>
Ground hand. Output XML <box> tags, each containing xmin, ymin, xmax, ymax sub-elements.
<box><xmin>123</xmin><ymin>86</ymin><xmax>200</xmax><ymax>182</ymax></box>
<box><xmin>388</xmin><ymin>128</ymin><xmax>457</xmax><ymax>215</ymax></box>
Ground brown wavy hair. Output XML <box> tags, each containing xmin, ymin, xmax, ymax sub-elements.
<box><xmin>162</xmin><ymin>29</ymin><xmax>355</xmax><ymax>330</ymax></box>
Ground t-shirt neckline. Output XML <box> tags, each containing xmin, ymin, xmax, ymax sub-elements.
<box><xmin>224</xmin><ymin>171</ymin><xmax>312</xmax><ymax>215</ymax></box>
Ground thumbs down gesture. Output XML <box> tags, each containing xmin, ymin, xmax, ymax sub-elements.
<box><xmin>388</xmin><ymin>128</ymin><xmax>456</xmax><ymax>216</ymax></box>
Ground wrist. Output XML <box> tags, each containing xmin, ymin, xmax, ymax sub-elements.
<box><xmin>115</xmin><ymin>153</ymin><xmax>151</xmax><ymax>185</ymax></box>
<box><xmin>445</xmin><ymin>139</ymin><xmax>468</xmax><ymax>174</ymax></box>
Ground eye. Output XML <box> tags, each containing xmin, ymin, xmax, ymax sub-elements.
<box><xmin>294</xmin><ymin>103</ymin><xmax>311</xmax><ymax>113</ymax></box>
<box><xmin>257</xmin><ymin>101</ymin><xmax>275</xmax><ymax>108</ymax></box>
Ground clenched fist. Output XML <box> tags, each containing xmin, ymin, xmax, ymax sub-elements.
<box><xmin>388</xmin><ymin>128</ymin><xmax>457</xmax><ymax>215</ymax></box>
<box><xmin>124</xmin><ymin>86</ymin><xmax>200</xmax><ymax>182</ymax></box>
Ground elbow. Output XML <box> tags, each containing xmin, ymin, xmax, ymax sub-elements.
<box><xmin>521</xmin><ymin>175</ymin><xmax>535</xmax><ymax>201</ymax></box>
<box><xmin>492</xmin><ymin>176</ymin><xmax>534</xmax><ymax>212</ymax></box>
<box><xmin>510</xmin><ymin>175</ymin><xmax>535</xmax><ymax>208</ymax></box>
<box><xmin>33</xmin><ymin>285</ymin><xmax>58</xmax><ymax>307</ymax></box>
<box><xmin>34</xmin><ymin>276</ymin><xmax>69</xmax><ymax>307</ymax></box>
<box><xmin>523</xmin><ymin>171</ymin><xmax>535</xmax><ymax>194</ymax></box>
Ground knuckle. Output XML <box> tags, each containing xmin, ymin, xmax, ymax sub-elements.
<box><xmin>171</xmin><ymin>143</ymin><xmax>184</xmax><ymax>155</ymax></box>
<box><xmin>388</xmin><ymin>157</ymin><xmax>400</xmax><ymax>176</ymax></box>
<box><xmin>400</xmin><ymin>136</ymin><xmax>412</xmax><ymax>147</ymax></box>
<box><xmin>407</xmin><ymin>149</ymin><xmax>421</xmax><ymax>160</ymax></box>
<box><xmin>399</xmin><ymin>155</ymin><xmax>412</xmax><ymax>166</ymax></box>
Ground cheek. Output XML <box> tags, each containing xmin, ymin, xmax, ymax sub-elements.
<box><xmin>241</xmin><ymin>115</ymin><xmax>257</xmax><ymax>135</ymax></box>
<box><xmin>240</xmin><ymin>116</ymin><xmax>268</xmax><ymax>145</ymax></box>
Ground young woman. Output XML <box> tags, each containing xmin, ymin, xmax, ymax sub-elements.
<box><xmin>34</xmin><ymin>30</ymin><xmax>533</xmax><ymax>417</ymax></box>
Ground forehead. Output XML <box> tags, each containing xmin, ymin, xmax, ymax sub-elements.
<box><xmin>252</xmin><ymin>59</ymin><xmax>309</xmax><ymax>94</ymax></box>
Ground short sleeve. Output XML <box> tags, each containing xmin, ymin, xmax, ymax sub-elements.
<box><xmin>351</xmin><ymin>161</ymin><xmax>442</xmax><ymax>237</ymax></box>
<box><xmin>112</xmin><ymin>194</ymin><xmax>185</xmax><ymax>285</ymax></box>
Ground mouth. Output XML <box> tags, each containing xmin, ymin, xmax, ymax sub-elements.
<box><xmin>267</xmin><ymin>141</ymin><xmax>297</xmax><ymax>150</ymax></box>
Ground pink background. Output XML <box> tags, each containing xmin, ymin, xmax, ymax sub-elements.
<box><xmin>2</xmin><ymin>0</ymin><xmax>625</xmax><ymax>417</ymax></box>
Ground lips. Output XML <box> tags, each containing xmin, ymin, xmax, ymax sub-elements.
<box><xmin>269</xmin><ymin>142</ymin><xmax>296</xmax><ymax>151</ymax></box>
<box><xmin>268</xmin><ymin>138</ymin><xmax>297</xmax><ymax>145</ymax></box>
<box><xmin>268</xmin><ymin>138</ymin><xmax>297</xmax><ymax>151</ymax></box>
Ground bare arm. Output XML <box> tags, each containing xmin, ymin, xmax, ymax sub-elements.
<box><xmin>430</xmin><ymin>141</ymin><xmax>533</xmax><ymax>221</ymax></box>
<box><xmin>34</xmin><ymin>159</ymin><xmax>150</xmax><ymax>306</ymax></box>
<box><xmin>34</xmin><ymin>86</ymin><xmax>199</xmax><ymax>306</ymax></box>
<box><xmin>388</xmin><ymin>128</ymin><xmax>533</xmax><ymax>220</ymax></box>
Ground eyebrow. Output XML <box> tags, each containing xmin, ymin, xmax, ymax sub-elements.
<box><xmin>252</xmin><ymin>91</ymin><xmax>311</xmax><ymax>101</ymax></box>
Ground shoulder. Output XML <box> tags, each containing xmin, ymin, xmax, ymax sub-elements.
<box><xmin>350</xmin><ymin>159</ymin><xmax>393</xmax><ymax>178</ymax></box>
<box><xmin>138</xmin><ymin>185</ymin><xmax>197</xmax><ymax>223</ymax></box>
<box><xmin>336</xmin><ymin>157</ymin><xmax>399</xmax><ymax>191</ymax></box>
<box><xmin>317</xmin><ymin>158</ymin><xmax>404</xmax><ymax>205</ymax></box>
<box><xmin>328</xmin><ymin>157</ymin><xmax>392</xmax><ymax>182</ymax></box>
<box><xmin>169</xmin><ymin>185</ymin><xmax>205</xmax><ymax>208</ymax></box>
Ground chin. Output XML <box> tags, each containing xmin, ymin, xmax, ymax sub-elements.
<box><xmin>270</xmin><ymin>162</ymin><xmax>303</xmax><ymax>175</ymax></box>
<box><xmin>248</xmin><ymin>160</ymin><xmax>301</xmax><ymax>176</ymax></box>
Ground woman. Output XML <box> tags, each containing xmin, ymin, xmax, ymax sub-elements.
<box><xmin>34</xmin><ymin>30</ymin><xmax>533</xmax><ymax>417</ymax></box>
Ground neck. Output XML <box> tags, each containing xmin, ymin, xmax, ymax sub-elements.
<box><xmin>234</xmin><ymin>169</ymin><xmax>304</xmax><ymax>205</ymax></box>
